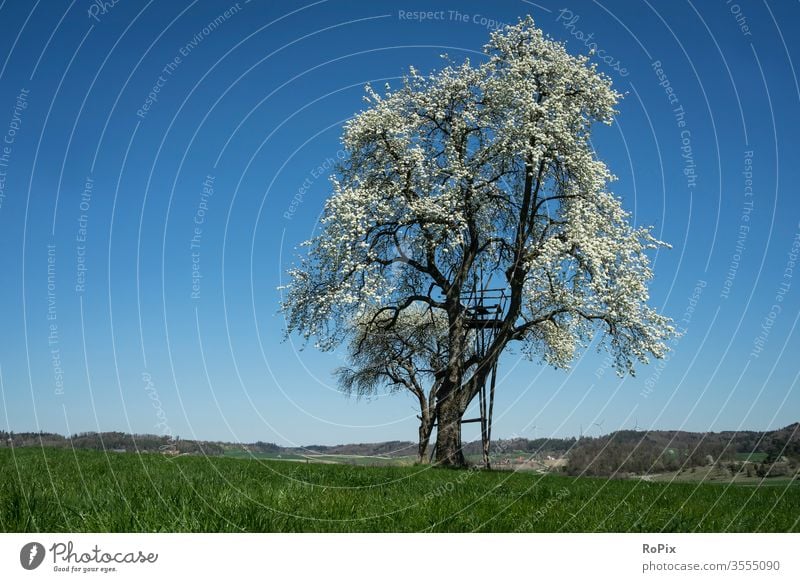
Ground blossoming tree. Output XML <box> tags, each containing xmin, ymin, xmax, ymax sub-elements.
<box><xmin>282</xmin><ymin>17</ymin><xmax>676</xmax><ymax>467</ymax></box>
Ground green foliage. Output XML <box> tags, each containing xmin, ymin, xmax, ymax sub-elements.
<box><xmin>1</xmin><ymin>448</ymin><xmax>797</xmax><ymax>533</ymax></box>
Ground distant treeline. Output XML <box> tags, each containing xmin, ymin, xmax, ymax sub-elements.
<box><xmin>1</xmin><ymin>424</ymin><xmax>798</xmax><ymax>478</ymax></box>
<box><xmin>0</xmin><ymin>431</ymin><xmax>223</xmax><ymax>455</ymax></box>
<box><xmin>564</xmin><ymin>424</ymin><xmax>800</xmax><ymax>477</ymax></box>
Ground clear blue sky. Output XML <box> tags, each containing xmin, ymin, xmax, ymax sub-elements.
<box><xmin>0</xmin><ymin>0</ymin><xmax>798</xmax><ymax>446</ymax></box>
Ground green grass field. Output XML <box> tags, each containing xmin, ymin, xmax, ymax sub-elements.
<box><xmin>735</xmin><ymin>452</ymin><xmax>769</xmax><ymax>462</ymax></box>
<box><xmin>222</xmin><ymin>450</ymin><xmax>415</xmax><ymax>466</ymax></box>
<box><xmin>1</xmin><ymin>448</ymin><xmax>797</xmax><ymax>532</ymax></box>
<box><xmin>222</xmin><ymin>450</ymin><xmax>308</xmax><ymax>461</ymax></box>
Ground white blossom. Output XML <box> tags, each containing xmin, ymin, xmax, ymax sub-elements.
<box><xmin>281</xmin><ymin>15</ymin><xmax>676</xmax><ymax>386</ymax></box>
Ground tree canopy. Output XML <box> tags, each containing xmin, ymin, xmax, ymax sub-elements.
<box><xmin>282</xmin><ymin>16</ymin><xmax>676</xmax><ymax>466</ymax></box>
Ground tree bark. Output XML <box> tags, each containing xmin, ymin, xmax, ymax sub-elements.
<box><xmin>434</xmin><ymin>390</ymin><xmax>467</xmax><ymax>467</ymax></box>
<box><xmin>417</xmin><ymin>409</ymin><xmax>435</xmax><ymax>464</ymax></box>
<box><xmin>432</xmin><ymin>304</ymin><xmax>470</xmax><ymax>467</ymax></box>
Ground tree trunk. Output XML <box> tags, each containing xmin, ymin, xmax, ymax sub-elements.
<box><xmin>432</xmin><ymin>305</ymin><xmax>470</xmax><ymax>467</ymax></box>
<box><xmin>434</xmin><ymin>391</ymin><xmax>467</xmax><ymax>467</ymax></box>
<box><xmin>417</xmin><ymin>410</ymin><xmax>435</xmax><ymax>464</ymax></box>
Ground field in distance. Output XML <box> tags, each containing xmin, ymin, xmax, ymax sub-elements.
<box><xmin>1</xmin><ymin>448</ymin><xmax>797</xmax><ymax>533</ymax></box>
<box><xmin>222</xmin><ymin>449</ymin><xmax>417</xmax><ymax>466</ymax></box>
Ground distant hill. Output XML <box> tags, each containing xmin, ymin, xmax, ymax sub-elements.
<box><xmin>0</xmin><ymin>430</ymin><xmax>224</xmax><ymax>456</ymax></box>
<box><xmin>0</xmin><ymin>430</ymin><xmax>576</xmax><ymax>459</ymax></box>
<box><xmin>564</xmin><ymin>423</ymin><xmax>800</xmax><ymax>477</ymax></box>
<box><xmin>1</xmin><ymin>423</ymin><xmax>797</xmax><ymax>478</ymax></box>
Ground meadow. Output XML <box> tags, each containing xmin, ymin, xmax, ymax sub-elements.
<box><xmin>1</xmin><ymin>448</ymin><xmax>797</xmax><ymax>532</ymax></box>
